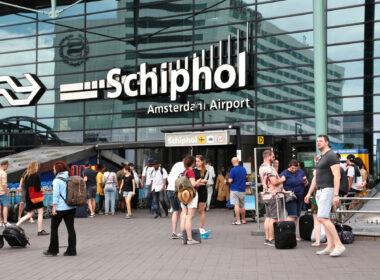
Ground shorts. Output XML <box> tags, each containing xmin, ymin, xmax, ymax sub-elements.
<box><xmin>285</xmin><ymin>196</ymin><xmax>303</xmax><ymax>218</ymax></box>
<box><xmin>0</xmin><ymin>194</ymin><xmax>10</xmax><ymax>207</ymax></box>
<box><xmin>230</xmin><ymin>191</ymin><xmax>246</xmax><ymax>208</ymax></box>
<box><xmin>87</xmin><ymin>187</ymin><xmax>97</xmax><ymax>199</ymax></box>
<box><xmin>123</xmin><ymin>191</ymin><xmax>133</xmax><ymax>197</ymax></box>
<box><xmin>167</xmin><ymin>190</ymin><xmax>180</xmax><ymax>211</ymax></box>
<box><xmin>21</xmin><ymin>189</ymin><xmax>26</xmax><ymax>203</ymax></box>
<box><xmin>263</xmin><ymin>198</ymin><xmax>283</xmax><ymax>219</ymax></box>
<box><xmin>181</xmin><ymin>192</ymin><xmax>198</xmax><ymax>209</ymax></box>
<box><xmin>197</xmin><ymin>186</ymin><xmax>207</xmax><ymax>203</ymax></box>
<box><xmin>316</xmin><ymin>187</ymin><xmax>334</xmax><ymax>219</ymax></box>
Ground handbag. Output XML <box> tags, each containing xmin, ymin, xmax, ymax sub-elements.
<box><xmin>284</xmin><ymin>191</ymin><xmax>297</xmax><ymax>203</ymax></box>
<box><xmin>28</xmin><ymin>186</ymin><xmax>44</xmax><ymax>204</ymax></box>
<box><xmin>335</xmin><ymin>223</ymin><xmax>355</xmax><ymax>244</ymax></box>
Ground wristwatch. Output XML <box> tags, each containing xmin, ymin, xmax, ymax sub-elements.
<box><xmin>333</xmin><ymin>194</ymin><xmax>339</xmax><ymax>197</ymax></box>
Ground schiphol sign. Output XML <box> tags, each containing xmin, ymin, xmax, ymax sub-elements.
<box><xmin>165</xmin><ymin>131</ymin><xmax>230</xmax><ymax>147</ymax></box>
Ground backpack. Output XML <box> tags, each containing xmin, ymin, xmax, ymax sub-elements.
<box><xmin>339</xmin><ymin>167</ymin><xmax>349</xmax><ymax>196</ymax></box>
<box><xmin>57</xmin><ymin>176</ymin><xmax>87</xmax><ymax>206</ymax></box>
<box><xmin>366</xmin><ymin>174</ymin><xmax>376</xmax><ymax>189</ymax></box>
<box><xmin>352</xmin><ymin>165</ymin><xmax>361</xmax><ymax>183</ymax></box>
<box><xmin>174</xmin><ymin>170</ymin><xmax>195</xmax><ymax>197</ymax></box>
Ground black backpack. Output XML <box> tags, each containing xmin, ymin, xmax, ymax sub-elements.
<box><xmin>366</xmin><ymin>174</ymin><xmax>376</xmax><ymax>189</ymax></box>
<box><xmin>339</xmin><ymin>167</ymin><xmax>349</xmax><ymax>196</ymax></box>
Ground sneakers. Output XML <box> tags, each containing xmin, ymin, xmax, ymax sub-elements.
<box><xmin>125</xmin><ymin>214</ymin><xmax>132</xmax><ymax>219</ymax></box>
<box><xmin>3</xmin><ymin>222</ymin><xmax>11</xmax><ymax>227</ymax></box>
<box><xmin>206</xmin><ymin>207</ymin><xmax>210</xmax><ymax>212</ymax></box>
<box><xmin>316</xmin><ymin>249</ymin><xmax>333</xmax><ymax>255</ymax></box>
<box><xmin>168</xmin><ymin>208</ymin><xmax>173</xmax><ymax>213</ymax></box>
<box><xmin>154</xmin><ymin>215</ymin><xmax>161</xmax><ymax>219</ymax></box>
<box><xmin>176</xmin><ymin>232</ymin><xmax>183</xmax><ymax>239</ymax></box>
<box><xmin>38</xmin><ymin>230</ymin><xmax>49</xmax><ymax>236</ymax></box>
<box><xmin>29</xmin><ymin>218</ymin><xmax>35</xmax><ymax>224</ymax></box>
<box><xmin>199</xmin><ymin>228</ymin><xmax>206</xmax><ymax>234</ymax></box>
<box><xmin>264</xmin><ymin>239</ymin><xmax>275</xmax><ymax>246</ymax></box>
<box><xmin>187</xmin><ymin>239</ymin><xmax>200</xmax><ymax>245</ymax></box>
<box><xmin>329</xmin><ymin>246</ymin><xmax>346</xmax><ymax>257</ymax></box>
<box><xmin>43</xmin><ymin>250</ymin><xmax>57</xmax><ymax>257</ymax></box>
<box><xmin>98</xmin><ymin>211</ymin><xmax>104</xmax><ymax>215</ymax></box>
<box><xmin>89</xmin><ymin>213</ymin><xmax>95</xmax><ymax>218</ymax></box>
<box><xmin>171</xmin><ymin>233</ymin><xmax>180</xmax><ymax>239</ymax></box>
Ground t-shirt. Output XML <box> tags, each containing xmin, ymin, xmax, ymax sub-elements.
<box><xmin>122</xmin><ymin>174</ymin><xmax>134</xmax><ymax>192</ymax></box>
<box><xmin>151</xmin><ymin>167</ymin><xmax>168</xmax><ymax>192</ymax></box>
<box><xmin>167</xmin><ymin>162</ymin><xmax>185</xmax><ymax>191</ymax></box>
<box><xmin>229</xmin><ymin>165</ymin><xmax>247</xmax><ymax>192</ymax></box>
<box><xmin>315</xmin><ymin>149</ymin><xmax>340</xmax><ymax>189</ymax></box>
<box><xmin>280</xmin><ymin>168</ymin><xmax>306</xmax><ymax>196</ymax></box>
<box><xmin>83</xmin><ymin>167</ymin><xmax>97</xmax><ymax>188</ymax></box>
<box><xmin>103</xmin><ymin>171</ymin><xmax>117</xmax><ymax>185</ymax></box>
<box><xmin>206</xmin><ymin>165</ymin><xmax>215</xmax><ymax>185</ymax></box>
<box><xmin>96</xmin><ymin>172</ymin><xmax>104</xmax><ymax>195</ymax></box>
<box><xmin>347</xmin><ymin>165</ymin><xmax>363</xmax><ymax>191</ymax></box>
<box><xmin>0</xmin><ymin>169</ymin><xmax>7</xmax><ymax>195</ymax></box>
<box><xmin>182</xmin><ymin>169</ymin><xmax>195</xmax><ymax>179</ymax></box>
<box><xmin>259</xmin><ymin>163</ymin><xmax>283</xmax><ymax>200</ymax></box>
<box><xmin>142</xmin><ymin>166</ymin><xmax>155</xmax><ymax>185</ymax></box>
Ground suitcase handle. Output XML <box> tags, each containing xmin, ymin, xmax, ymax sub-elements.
<box><xmin>275</xmin><ymin>192</ymin><xmax>286</xmax><ymax>221</ymax></box>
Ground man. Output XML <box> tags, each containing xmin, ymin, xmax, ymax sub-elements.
<box><xmin>305</xmin><ymin>135</ymin><xmax>345</xmax><ymax>257</ymax></box>
<box><xmin>259</xmin><ymin>150</ymin><xmax>286</xmax><ymax>246</ymax></box>
<box><xmin>346</xmin><ymin>154</ymin><xmax>363</xmax><ymax>194</ymax></box>
<box><xmin>228</xmin><ymin>157</ymin><xmax>247</xmax><ymax>225</ymax></box>
<box><xmin>205</xmin><ymin>161</ymin><xmax>216</xmax><ymax>211</ymax></box>
<box><xmin>83</xmin><ymin>161</ymin><xmax>98</xmax><ymax>218</ymax></box>
<box><xmin>96</xmin><ymin>165</ymin><xmax>106</xmax><ymax>215</ymax></box>
<box><xmin>150</xmin><ymin>160</ymin><xmax>168</xmax><ymax>218</ymax></box>
<box><xmin>117</xmin><ymin>162</ymin><xmax>128</xmax><ymax>212</ymax></box>
<box><xmin>128</xmin><ymin>163</ymin><xmax>140</xmax><ymax>209</ymax></box>
<box><xmin>167</xmin><ymin>161</ymin><xmax>185</xmax><ymax>239</ymax></box>
<box><xmin>141</xmin><ymin>158</ymin><xmax>155</xmax><ymax>213</ymax></box>
<box><xmin>0</xmin><ymin>160</ymin><xmax>10</xmax><ymax>227</ymax></box>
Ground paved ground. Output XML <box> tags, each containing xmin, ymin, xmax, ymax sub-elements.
<box><xmin>1</xmin><ymin>208</ymin><xmax>380</xmax><ymax>280</ymax></box>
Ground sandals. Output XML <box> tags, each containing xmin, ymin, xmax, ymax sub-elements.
<box><xmin>232</xmin><ymin>222</ymin><xmax>242</xmax><ymax>225</ymax></box>
<box><xmin>311</xmin><ymin>242</ymin><xmax>321</xmax><ymax>247</ymax></box>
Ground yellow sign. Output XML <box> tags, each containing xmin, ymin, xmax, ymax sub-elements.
<box><xmin>258</xmin><ymin>136</ymin><xmax>264</xmax><ymax>145</ymax></box>
<box><xmin>198</xmin><ymin>136</ymin><xmax>206</xmax><ymax>144</ymax></box>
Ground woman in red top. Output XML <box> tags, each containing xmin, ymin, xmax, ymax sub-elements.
<box><xmin>179</xmin><ymin>156</ymin><xmax>202</xmax><ymax>245</ymax></box>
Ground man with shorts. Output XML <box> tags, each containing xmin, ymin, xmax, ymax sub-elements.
<box><xmin>259</xmin><ymin>150</ymin><xmax>286</xmax><ymax>246</ymax></box>
<box><xmin>0</xmin><ymin>160</ymin><xmax>11</xmax><ymax>227</ymax></box>
<box><xmin>229</xmin><ymin>157</ymin><xmax>247</xmax><ymax>225</ymax></box>
<box><xmin>305</xmin><ymin>135</ymin><xmax>345</xmax><ymax>257</ymax></box>
<box><xmin>83</xmin><ymin>161</ymin><xmax>98</xmax><ymax>218</ymax></box>
<box><xmin>167</xmin><ymin>161</ymin><xmax>185</xmax><ymax>239</ymax></box>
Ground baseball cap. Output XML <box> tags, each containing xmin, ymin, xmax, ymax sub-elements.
<box><xmin>147</xmin><ymin>158</ymin><xmax>154</xmax><ymax>163</ymax></box>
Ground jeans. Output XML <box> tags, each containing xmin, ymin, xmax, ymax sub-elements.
<box><xmin>167</xmin><ymin>190</ymin><xmax>180</xmax><ymax>211</ymax></box>
<box><xmin>104</xmin><ymin>184</ymin><xmax>116</xmax><ymax>214</ymax></box>
<box><xmin>48</xmin><ymin>208</ymin><xmax>76</xmax><ymax>255</ymax></box>
<box><xmin>153</xmin><ymin>191</ymin><xmax>168</xmax><ymax>216</ymax></box>
<box><xmin>206</xmin><ymin>185</ymin><xmax>213</xmax><ymax>209</ymax></box>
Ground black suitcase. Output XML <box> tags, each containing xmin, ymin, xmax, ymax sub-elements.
<box><xmin>75</xmin><ymin>205</ymin><xmax>88</xmax><ymax>218</ymax></box>
<box><xmin>182</xmin><ymin>229</ymin><xmax>202</xmax><ymax>245</ymax></box>
<box><xmin>7</xmin><ymin>191</ymin><xmax>18</xmax><ymax>223</ymax></box>
<box><xmin>2</xmin><ymin>225</ymin><xmax>29</xmax><ymax>247</ymax></box>
<box><xmin>299</xmin><ymin>211</ymin><xmax>314</xmax><ymax>241</ymax></box>
<box><xmin>273</xmin><ymin>194</ymin><xmax>297</xmax><ymax>249</ymax></box>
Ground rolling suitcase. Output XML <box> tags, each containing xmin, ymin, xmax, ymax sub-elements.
<box><xmin>299</xmin><ymin>211</ymin><xmax>314</xmax><ymax>241</ymax></box>
<box><xmin>7</xmin><ymin>190</ymin><xmax>18</xmax><ymax>223</ymax></box>
<box><xmin>273</xmin><ymin>194</ymin><xmax>297</xmax><ymax>249</ymax></box>
<box><xmin>2</xmin><ymin>225</ymin><xmax>29</xmax><ymax>247</ymax></box>
<box><xmin>182</xmin><ymin>229</ymin><xmax>202</xmax><ymax>245</ymax></box>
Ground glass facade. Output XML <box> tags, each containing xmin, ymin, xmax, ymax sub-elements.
<box><xmin>0</xmin><ymin>0</ymin><xmax>379</xmax><ymax>173</ymax></box>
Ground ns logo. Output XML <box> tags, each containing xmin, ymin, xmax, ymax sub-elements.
<box><xmin>59</xmin><ymin>34</ymin><xmax>89</xmax><ymax>67</ymax></box>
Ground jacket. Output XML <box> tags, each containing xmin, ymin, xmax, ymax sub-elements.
<box><xmin>215</xmin><ymin>172</ymin><xmax>230</xmax><ymax>201</ymax></box>
<box><xmin>53</xmin><ymin>171</ymin><xmax>75</xmax><ymax>211</ymax></box>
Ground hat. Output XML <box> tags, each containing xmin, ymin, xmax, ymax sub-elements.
<box><xmin>147</xmin><ymin>158</ymin><xmax>154</xmax><ymax>163</ymax></box>
<box><xmin>177</xmin><ymin>187</ymin><xmax>195</xmax><ymax>205</ymax></box>
<box><xmin>127</xmin><ymin>162</ymin><xmax>134</xmax><ymax>167</ymax></box>
<box><xmin>152</xmin><ymin>160</ymin><xmax>159</xmax><ymax>165</ymax></box>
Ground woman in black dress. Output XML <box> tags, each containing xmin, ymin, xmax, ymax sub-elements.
<box><xmin>194</xmin><ymin>155</ymin><xmax>209</xmax><ymax>234</ymax></box>
<box><xmin>16</xmin><ymin>161</ymin><xmax>49</xmax><ymax>235</ymax></box>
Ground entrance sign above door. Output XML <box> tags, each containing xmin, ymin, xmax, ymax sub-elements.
<box><xmin>165</xmin><ymin>131</ymin><xmax>229</xmax><ymax>147</ymax></box>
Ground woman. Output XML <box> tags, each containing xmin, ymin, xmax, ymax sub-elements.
<box><xmin>16</xmin><ymin>161</ymin><xmax>48</xmax><ymax>236</ymax></box>
<box><xmin>215</xmin><ymin>166</ymin><xmax>230</xmax><ymax>204</ymax></box>
<box><xmin>103</xmin><ymin>166</ymin><xmax>118</xmax><ymax>216</ymax></box>
<box><xmin>17</xmin><ymin>170</ymin><xmax>34</xmax><ymax>223</ymax></box>
<box><xmin>119</xmin><ymin>165</ymin><xmax>135</xmax><ymax>219</ymax></box>
<box><xmin>180</xmin><ymin>156</ymin><xmax>202</xmax><ymax>245</ymax></box>
<box><xmin>193</xmin><ymin>155</ymin><xmax>209</xmax><ymax>234</ymax></box>
<box><xmin>354</xmin><ymin>157</ymin><xmax>368</xmax><ymax>191</ymax></box>
<box><xmin>43</xmin><ymin>161</ymin><xmax>76</xmax><ymax>256</ymax></box>
<box><xmin>280</xmin><ymin>159</ymin><xmax>308</xmax><ymax>241</ymax></box>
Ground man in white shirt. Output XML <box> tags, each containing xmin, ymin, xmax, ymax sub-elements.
<box><xmin>142</xmin><ymin>158</ymin><xmax>155</xmax><ymax>213</ymax></box>
<box><xmin>167</xmin><ymin>161</ymin><xmax>185</xmax><ymax>239</ymax></box>
<box><xmin>150</xmin><ymin>160</ymin><xmax>168</xmax><ymax>218</ymax></box>
<box><xmin>206</xmin><ymin>161</ymin><xmax>216</xmax><ymax>211</ymax></box>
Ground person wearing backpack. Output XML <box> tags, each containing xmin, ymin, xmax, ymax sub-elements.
<box><xmin>354</xmin><ymin>157</ymin><xmax>368</xmax><ymax>191</ymax></box>
<box><xmin>346</xmin><ymin>154</ymin><xmax>363</xmax><ymax>194</ymax></box>
<box><xmin>16</xmin><ymin>161</ymin><xmax>49</xmax><ymax>236</ymax></box>
<box><xmin>150</xmin><ymin>160</ymin><xmax>169</xmax><ymax>219</ymax></box>
<box><xmin>43</xmin><ymin>161</ymin><xmax>76</xmax><ymax>256</ymax></box>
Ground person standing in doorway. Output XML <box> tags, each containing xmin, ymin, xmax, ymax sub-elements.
<box><xmin>141</xmin><ymin>158</ymin><xmax>155</xmax><ymax>213</ymax></box>
<box><xmin>215</xmin><ymin>166</ymin><xmax>230</xmax><ymax>206</ymax></box>
<box><xmin>205</xmin><ymin>161</ymin><xmax>216</xmax><ymax>211</ymax></box>
<box><xmin>229</xmin><ymin>157</ymin><xmax>247</xmax><ymax>225</ymax></box>
<box><xmin>150</xmin><ymin>160</ymin><xmax>169</xmax><ymax>219</ymax></box>
<box><xmin>304</xmin><ymin>135</ymin><xmax>345</xmax><ymax>257</ymax></box>
<box><xmin>83</xmin><ymin>161</ymin><xmax>98</xmax><ymax>218</ymax></box>
<box><xmin>0</xmin><ymin>161</ymin><xmax>11</xmax><ymax>227</ymax></box>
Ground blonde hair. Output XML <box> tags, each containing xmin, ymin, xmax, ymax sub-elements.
<box><xmin>25</xmin><ymin>161</ymin><xmax>39</xmax><ymax>178</ymax></box>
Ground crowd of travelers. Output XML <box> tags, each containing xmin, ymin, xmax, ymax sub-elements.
<box><xmin>0</xmin><ymin>134</ymin><xmax>375</xmax><ymax>256</ymax></box>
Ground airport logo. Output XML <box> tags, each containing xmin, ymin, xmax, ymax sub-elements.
<box><xmin>59</xmin><ymin>23</ymin><xmax>253</xmax><ymax>103</ymax></box>
<box><xmin>0</xmin><ymin>74</ymin><xmax>46</xmax><ymax>106</ymax></box>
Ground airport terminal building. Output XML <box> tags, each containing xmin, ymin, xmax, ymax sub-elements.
<box><xmin>0</xmin><ymin>0</ymin><xmax>379</xmax><ymax>178</ymax></box>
